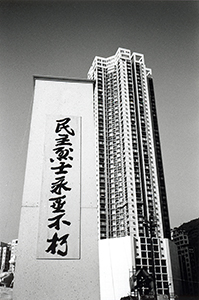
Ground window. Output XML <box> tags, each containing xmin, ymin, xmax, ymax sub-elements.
<box><xmin>155</xmin><ymin>260</ymin><xmax>160</xmax><ymax>266</ymax></box>
<box><xmin>142</xmin><ymin>252</ymin><xmax>147</xmax><ymax>258</ymax></box>
<box><xmin>161</xmin><ymin>260</ymin><xmax>166</xmax><ymax>266</ymax></box>
<box><xmin>155</xmin><ymin>267</ymin><xmax>160</xmax><ymax>273</ymax></box>
<box><xmin>162</xmin><ymin>267</ymin><xmax>167</xmax><ymax>273</ymax></box>
<box><xmin>163</xmin><ymin>274</ymin><xmax>168</xmax><ymax>281</ymax></box>
<box><xmin>136</xmin><ymin>258</ymin><xmax>141</xmax><ymax>264</ymax></box>
<box><xmin>142</xmin><ymin>259</ymin><xmax>147</xmax><ymax>265</ymax></box>
<box><xmin>157</xmin><ymin>282</ymin><xmax>162</xmax><ymax>288</ymax></box>
<box><xmin>141</xmin><ymin>245</ymin><xmax>146</xmax><ymax>250</ymax></box>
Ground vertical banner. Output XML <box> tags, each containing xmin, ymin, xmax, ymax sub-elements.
<box><xmin>37</xmin><ymin>115</ymin><xmax>81</xmax><ymax>259</ymax></box>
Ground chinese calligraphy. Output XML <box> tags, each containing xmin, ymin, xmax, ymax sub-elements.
<box><xmin>45</xmin><ymin>118</ymin><xmax>75</xmax><ymax>256</ymax></box>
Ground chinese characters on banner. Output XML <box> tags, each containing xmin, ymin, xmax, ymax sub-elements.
<box><xmin>37</xmin><ymin>116</ymin><xmax>81</xmax><ymax>260</ymax></box>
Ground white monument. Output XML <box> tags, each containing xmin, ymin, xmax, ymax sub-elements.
<box><xmin>14</xmin><ymin>77</ymin><xmax>100</xmax><ymax>300</ymax></box>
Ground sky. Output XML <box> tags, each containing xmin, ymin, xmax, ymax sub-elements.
<box><xmin>0</xmin><ymin>0</ymin><xmax>199</xmax><ymax>243</ymax></box>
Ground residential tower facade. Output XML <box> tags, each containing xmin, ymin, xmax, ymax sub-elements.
<box><xmin>88</xmin><ymin>48</ymin><xmax>179</xmax><ymax>299</ymax></box>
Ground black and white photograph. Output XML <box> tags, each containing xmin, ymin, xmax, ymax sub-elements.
<box><xmin>0</xmin><ymin>1</ymin><xmax>198</xmax><ymax>299</ymax></box>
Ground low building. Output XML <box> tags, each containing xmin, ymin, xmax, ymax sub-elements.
<box><xmin>9</xmin><ymin>239</ymin><xmax>18</xmax><ymax>273</ymax></box>
<box><xmin>172</xmin><ymin>228</ymin><xmax>196</xmax><ymax>296</ymax></box>
<box><xmin>0</xmin><ymin>242</ymin><xmax>11</xmax><ymax>272</ymax></box>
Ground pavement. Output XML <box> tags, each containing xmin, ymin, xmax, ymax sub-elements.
<box><xmin>0</xmin><ymin>287</ymin><xmax>13</xmax><ymax>300</ymax></box>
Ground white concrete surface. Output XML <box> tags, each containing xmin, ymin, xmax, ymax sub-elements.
<box><xmin>13</xmin><ymin>78</ymin><xmax>100</xmax><ymax>300</ymax></box>
<box><xmin>99</xmin><ymin>236</ymin><xmax>133</xmax><ymax>300</ymax></box>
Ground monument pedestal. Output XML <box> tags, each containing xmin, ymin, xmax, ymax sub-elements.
<box><xmin>14</xmin><ymin>77</ymin><xmax>100</xmax><ymax>300</ymax></box>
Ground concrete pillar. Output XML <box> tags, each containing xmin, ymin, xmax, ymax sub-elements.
<box><xmin>14</xmin><ymin>77</ymin><xmax>100</xmax><ymax>300</ymax></box>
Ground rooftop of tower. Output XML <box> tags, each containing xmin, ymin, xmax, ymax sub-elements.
<box><xmin>87</xmin><ymin>47</ymin><xmax>152</xmax><ymax>77</ymax></box>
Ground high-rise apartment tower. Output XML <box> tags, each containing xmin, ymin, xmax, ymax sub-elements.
<box><xmin>88</xmin><ymin>48</ymin><xmax>178</xmax><ymax>299</ymax></box>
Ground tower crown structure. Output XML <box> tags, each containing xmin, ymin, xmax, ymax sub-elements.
<box><xmin>88</xmin><ymin>48</ymin><xmax>177</xmax><ymax>298</ymax></box>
